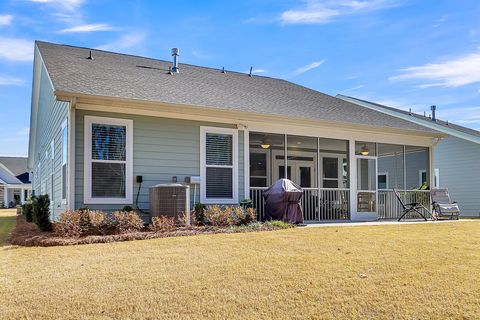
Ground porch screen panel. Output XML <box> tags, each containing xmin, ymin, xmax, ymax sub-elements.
<box><xmin>377</xmin><ymin>143</ymin><xmax>404</xmax><ymax>190</ymax></box>
<box><xmin>205</xmin><ymin>133</ymin><xmax>233</xmax><ymax>198</ymax></box>
<box><xmin>287</xmin><ymin>135</ymin><xmax>318</xmax><ymax>188</ymax></box>
<box><xmin>319</xmin><ymin>138</ymin><xmax>349</xmax><ymax>188</ymax></box>
<box><xmin>405</xmin><ymin>145</ymin><xmax>429</xmax><ymax>190</ymax></box>
<box><xmin>249</xmin><ymin>132</ymin><xmax>285</xmax><ymax>187</ymax></box>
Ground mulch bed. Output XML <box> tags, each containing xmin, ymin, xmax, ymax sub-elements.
<box><xmin>9</xmin><ymin>215</ymin><xmax>290</xmax><ymax>247</ymax></box>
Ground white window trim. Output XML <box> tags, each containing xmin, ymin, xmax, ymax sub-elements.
<box><xmin>84</xmin><ymin>116</ymin><xmax>133</xmax><ymax>205</ymax></box>
<box><xmin>61</xmin><ymin>119</ymin><xmax>68</xmax><ymax>204</ymax></box>
<box><xmin>200</xmin><ymin>126</ymin><xmax>238</xmax><ymax>204</ymax></box>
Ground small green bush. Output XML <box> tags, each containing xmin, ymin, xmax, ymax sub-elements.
<box><xmin>23</xmin><ymin>200</ymin><xmax>34</xmax><ymax>222</ymax></box>
<box><xmin>264</xmin><ymin>220</ymin><xmax>292</xmax><ymax>229</ymax></box>
<box><xmin>0</xmin><ymin>201</ymin><xmax>6</xmax><ymax>209</ymax></box>
<box><xmin>32</xmin><ymin>194</ymin><xmax>52</xmax><ymax>232</ymax></box>
<box><xmin>193</xmin><ymin>203</ymin><xmax>206</xmax><ymax>225</ymax></box>
<box><xmin>239</xmin><ymin>198</ymin><xmax>253</xmax><ymax>209</ymax></box>
<box><xmin>122</xmin><ymin>205</ymin><xmax>134</xmax><ymax>212</ymax></box>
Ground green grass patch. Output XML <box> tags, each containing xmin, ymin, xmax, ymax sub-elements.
<box><xmin>0</xmin><ymin>210</ymin><xmax>17</xmax><ymax>246</ymax></box>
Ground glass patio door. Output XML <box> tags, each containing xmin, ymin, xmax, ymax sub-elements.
<box><xmin>356</xmin><ymin>157</ymin><xmax>377</xmax><ymax>213</ymax></box>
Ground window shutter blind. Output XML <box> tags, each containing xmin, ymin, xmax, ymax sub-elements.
<box><xmin>92</xmin><ymin>124</ymin><xmax>126</xmax><ymax>161</ymax></box>
<box><xmin>90</xmin><ymin>123</ymin><xmax>127</xmax><ymax>198</ymax></box>
<box><xmin>205</xmin><ymin>133</ymin><xmax>233</xmax><ymax>199</ymax></box>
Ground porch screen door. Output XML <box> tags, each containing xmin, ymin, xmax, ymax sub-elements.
<box><xmin>356</xmin><ymin>157</ymin><xmax>377</xmax><ymax>212</ymax></box>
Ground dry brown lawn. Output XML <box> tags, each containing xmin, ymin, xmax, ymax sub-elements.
<box><xmin>1</xmin><ymin>220</ymin><xmax>479</xmax><ymax>319</ymax></box>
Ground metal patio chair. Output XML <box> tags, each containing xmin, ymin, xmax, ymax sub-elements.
<box><xmin>431</xmin><ymin>188</ymin><xmax>460</xmax><ymax>220</ymax></box>
<box><xmin>393</xmin><ymin>189</ymin><xmax>434</xmax><ymax>221</ymax></box>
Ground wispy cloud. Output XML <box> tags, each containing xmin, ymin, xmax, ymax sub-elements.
<box><xmin>280</xmin><ymin>0</ymin><xmax>401</xmax><ymax>25</ymax></box>
<box><xmin>343</xmin><ymin>84</ymin><xmax>365</xmax><ymax>91</ymax></box>
<box><xmin>96</xmin><ymin>32</ymin><xmax>146</xmax><ymax>52</ymax></box>
<box><xmin>292</xmin><ymin>60</ymin><xmax>325</xmax><ymax>76</ymax></box>
<box><xmin>0</xmin><ymin>75</ymin><xmax>24</xmax><ymax>86</ymax></box>
<box><xmin>0</xmin><ymin>14</ymin><xmax>13</xmax><ymax>26</ymax></box>
<box><xmin>59</xmin><ymin>23</ymin><xmax>115</xmax><ymax>33</ymax></box>
<box><xmin>244</xmin><ymin>68</ymin><xmax>267</xmax><ymax>74</ymax></box>
<box><xmin>17</xmin><ymin>128</ymin><xmax>30</xmax><ymax>136</ymax></box>
<box><xmin>28</xmin><ymin>0</ymin><xmax>85</xmax><ymax>11</ymax></box>
<box><xmin>390</xmin><ymin>49</ymin><xmax>480</xmax><ymax>88</ymax></box>
<box><xmin>0</xmin><ymin>37</ymin><xmax>33</xmax><ymax>62</ymax></box>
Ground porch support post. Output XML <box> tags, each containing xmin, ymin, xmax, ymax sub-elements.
<box><xmin>284</xmin><ymin>134</ymin><xmax>288</xmax><ymax>178</ymax></box>
<box><xmin>21</xmin><ymin>188</ymin><xmax>25</xmax><ymax>204</ymax></box>
<box><xmin>3</xmin><ymin>186</ymin><xmax>8</xmax><ymax>208</ymax></box>
<box><xmin>349</xmin><ymin>139</ymin><xmax>357</xmax><ymax>220</ymax></box>
<box><xmin>243</xmin><ymin>127</ymin><xmax>250</xmax><ymax>200</ymax></box>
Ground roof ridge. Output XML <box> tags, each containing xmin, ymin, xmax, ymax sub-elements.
<box><xmin>35</xmin><ymin>40</ymin><xmax>283</xmax><ymax>81</ymax></box>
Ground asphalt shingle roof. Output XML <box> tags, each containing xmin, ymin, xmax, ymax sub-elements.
<box><xmin>36</xmin><ymin>41</ymin><xmax>439</xmax><ymax>135</ymax></box>
<box><xmin>341</xmin><ymin>96</ymin><xmax>480</xmax><ymax>138</ymax></box>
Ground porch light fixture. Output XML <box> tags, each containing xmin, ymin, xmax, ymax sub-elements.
<box><xmin>360</xmin><ymin>144</ymin><xmax>370</xmax><ymax>156</ymax></box>
<box><xmin>260</xmin><ymin>143</ymin><xmax>270</xmax><ymax>149</ymax></box>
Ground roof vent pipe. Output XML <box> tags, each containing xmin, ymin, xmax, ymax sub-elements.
<box><xmin>171</xmin><ymin>48</ymin><xmax>179</xmax><ymax>73</ymax></box>
<box><xmin>87</xmin><ymin>50</ymin><xmax>93</xmax><ymax>60</ymax></box>
<box><xmin>249</xmin><ymin>66</ymin><xmax>253</xmax><ymax>77</ymax></box>
<box><xmin>221</xmin><ymin>67</ymin><xmax>226</xmax><ymax>74</ymax></box>
<box><xmin>431</xmin><ymin>105</ymin><xmax>436</xmax><ymax>121</ymax></box>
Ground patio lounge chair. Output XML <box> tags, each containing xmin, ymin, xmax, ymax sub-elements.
<box><xmin>393</xmin><ymin>189</ymin><xmax>434</xmax><ymax>221</ymax></box>
<box><xmin>431</xmin><ymin>188</ymin><xmax>460</xmax><ymax>220</ymax></box>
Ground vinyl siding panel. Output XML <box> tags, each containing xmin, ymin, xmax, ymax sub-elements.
<box><xmin>75</xmin><ymin>110</ymin><xmax>245</xmax><ymax>212</ymax></box>
<box><xmin>434</xmin><ymin>136</ymin><xmax>480</xmax><ymax>217</ymax></box>
<box><xmin>31</xmin><ymin>59</ymin><xmax>69</xmax><ymax>220</ymax></box>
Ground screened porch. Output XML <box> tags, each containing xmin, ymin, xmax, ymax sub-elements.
<box><xmin>248</xmin><ymin>132</ymin><xmax>432</xmax><ymax>221</ymax></box>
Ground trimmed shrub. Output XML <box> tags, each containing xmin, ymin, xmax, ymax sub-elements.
<box><xmin>32</xmin><ymin>195</ymin><xmax>52</xmax><ymax>231</ymax></box>
<box><xmin>56</xmin><ymin>210</ymin><xmax>82</xmax><ymax>237</ymax></box>
<box><xmin>56</xmin><ymin>210</ymin><xmax>108</xmax><ymax>237</ymax></box>
<box><xmin>79</xmin><ymin>210</ymin><xmax>107</xmax><ymax>235</ymax></box>
<box><xmin>111</xmin><ymin>211</ymin><xmax>144</xmax><ymax>233</ymax></box>
<box><xmin>204</xmin><ymin>205</ymin><xmax>257</xmax><ymax>227</ymax></box>
<box><xmin>204</xmin><ymin>205</ymin><xmax>229</xmax><ymax>226</ymax></box>
<box><xmin>150</xmin><ymin>215</ymin><xmax>176</xmax><ymax>232</ymax></box>
<box><xmin>23</xmin><ymin>201</ymin><xmax>34</xmax><ymax>222</ymax></box>
<box><xmin>0</xmin><ymin>201</ymin><xmax>6</xmax><ymax>209</ymax></box>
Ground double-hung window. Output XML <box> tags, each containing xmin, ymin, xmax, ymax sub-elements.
<box><xmin>61</xmin><ymin>120</ymin><xmax>68</xmax><ymax>203</ymax></box>
<box><xmin>200</xmin><ymin>127</ymin><xmax>238</xmax><ymax>204</ymax></box>
<box><xmin>84</xmin><ymin>116</ymin><xmax>133</xmax><ymax>204</ymax></box>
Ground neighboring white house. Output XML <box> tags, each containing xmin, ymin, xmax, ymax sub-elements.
<box><xmin>338</xmin><ymin>95</ymin><xmax>480</xmax><ymax>218</ymax></box>
<box><xmin>0</xmin><ymin>157</ymin><xmax>32</xmax><ymax>208</ymax></box>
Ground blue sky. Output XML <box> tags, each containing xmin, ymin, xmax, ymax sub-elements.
<box><xmin>1</xmin><ymin>0</ymin><xmax>480</xmax><ymax>156</ymax></box>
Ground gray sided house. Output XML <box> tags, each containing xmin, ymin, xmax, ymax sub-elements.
<box><xmin>338</xmin><ymin>95</ymin><xmax>480</xmax><ymax>218</ymax></box>
<box><xmin>29</xmin><ymin>41</ymin><xmax>445</xmax><ymax>222</ymax></box>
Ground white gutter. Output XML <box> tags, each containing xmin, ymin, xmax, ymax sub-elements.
<box><xmin>337</xmin><ymin>95</ymin><xmax>480</xmax><ymax>145</ymax></box>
